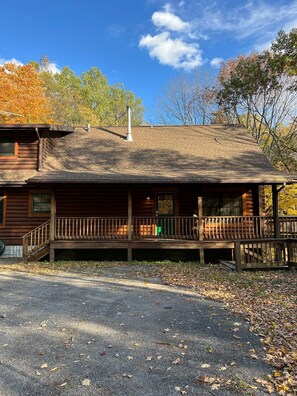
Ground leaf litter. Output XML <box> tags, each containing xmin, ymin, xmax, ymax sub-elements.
<box><xmin>152</xmin><ymin>263</ymin><xmax>297</xmax><ymax>395</ymax></box>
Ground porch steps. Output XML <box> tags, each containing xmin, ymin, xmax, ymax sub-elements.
<box><xmin>25</xmin><ymin>245</ymin><xmax>50</xmax><ymax>262</ymax></box>
<box><xmin>219</xmin><ymin>260</ymin><xmax>236</xmax><ymax>270</ymax></box>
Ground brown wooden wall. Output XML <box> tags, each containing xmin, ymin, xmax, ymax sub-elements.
<box><xmin>0</xmin><ymin>183</ymin><xmax>261</xmax><ymax>245</ymax></box>
<box><xmin>0</xmin><ymin>187</ymin><xmax>50</xmax><ymax>245</ymax></box>
<box><xmin>0</xmin><ymin>129</ymin><xmax>63</xmax><ymax>171</ymax></box>
<box><xmin>0</xmin><ymin>132</ymin><xmax>38</xmax><ymax>170</ymax></box>
<box><xmin>56</xmin><ymin>185</ymin><xmax>129</xmax><ymax>217</ymax></box>
<box><xmin>56</xmin><ymin>184</ymin><xmax>258</xmax><ymax>218</ymax></box>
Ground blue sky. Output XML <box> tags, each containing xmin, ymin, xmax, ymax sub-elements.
<box><xmin>1</xmin><ymin>0</ymin><xmax>296</xmax><ymax>123</ymax></box>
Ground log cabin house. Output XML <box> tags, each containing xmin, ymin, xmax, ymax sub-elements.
<box><xmin>0</xmin><ymin>121</ymin><xmax>296</xmax><ymax>268</ymax></box>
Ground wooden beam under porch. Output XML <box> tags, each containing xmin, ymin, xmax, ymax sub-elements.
<box><xmin>49</xmin><ymin>239</ymin><xmax>235</xmax><ymax>263</ymax></box>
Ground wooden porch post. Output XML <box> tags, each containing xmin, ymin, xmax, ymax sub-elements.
<box><xmin>127</xmin><ymin>189</ymin><xmax>132</xmax><ymax>261</ymax></box>
<box><xmin>49</xmin><ymin>190</ymin><xmax>56</xmax><ymax>262</ymax></box>
<box><xmin>258</xmin><ymin>185</ymin><xmax>265</xmax><ymax>237</ymax></box>
<box><xmin>234</xmin><ymin>241</ymin><xmax>243</xmax><ymax>272</ymax></box>
<box><xmin>198</xmin><ymin>196</ymin><xmax>204</xmax><ymax>264</ymax></box>
<box><xmin>272</xmin><ymin>184</ymin><xmax>280</xmax><ymax>239</ymax></box>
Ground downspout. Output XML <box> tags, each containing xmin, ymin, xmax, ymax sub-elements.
<box><xmin>35</xmin><ymin>127</ymin><xmax>43</xmax><ymax>171</ymax></box>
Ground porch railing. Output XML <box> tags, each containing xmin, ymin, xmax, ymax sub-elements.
<box><xmin>203</xmin><ymin>216</ymin><xmax>275</xmax><ymax>240</ymax></box>
<box><xmin>22</xmin><ymin>220</ymin><xmax>51</xmax><ymax>258</ymax></box>
<box><xmin>234</xmin><ymin>238</ymin><xmax>297</xmax><ymax>270</ymax></box>
<box><xmin>279</xmin><ymin>216</ymin><xmax>297</xmax><ymax>238</ymax></box>
<box><xmin>55</xmin><ymin>217</ymin><xmax>129</xmax><ymax>240</ymax></box>
<box><xmin>53</xmin><ymin>216</ymin><xmax>297</xmax><ymax>240</ymax></box>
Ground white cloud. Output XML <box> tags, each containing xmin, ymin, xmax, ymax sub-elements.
<box><xmin>139</xmin><ymin>31</ymin><xmax>203</xmax><ymax>70</ymax></box>
<box><xmin>195</xmin><ymin>0</ymin><xmax>297</xmax><ymax>41</ymax></box>
<box><xmin>0</xmin><ymin>57</ymin><xmax>23</xmax><ymax>66</ymax></box>
<box><xmin>152</xmin><ymin>4</ymin><xmax>190</xmax><ymax>31</ymax></box>
<box><xmin>140</xmin><ymin>3</ymin><xmax>203</xmax><ymax>70</ymax></box>
<box><xmin>40</xmin><ymin>61</ymin><xmax>60</xmax><ymax>74</ymax></box>
<box><xmin>210</xmin><ymin>57</ymin><xmax>223</xmax><ymax>68</ymax></box>
<box><xmin>0</xmin><ymin>57</ymin><xmax>60</xmax><ymax>74</ymax></box>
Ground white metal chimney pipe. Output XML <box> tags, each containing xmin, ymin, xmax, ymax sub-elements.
<box><xmin>126</xmin><ymin>105</ymin><xmax>133</xmax><ymax>142</ymax></box>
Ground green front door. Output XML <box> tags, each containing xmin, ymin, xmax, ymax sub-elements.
<box><xmin>156</xmin><ymin>193</ymin><xmax>175</xmax><ymax>236</ymax></box>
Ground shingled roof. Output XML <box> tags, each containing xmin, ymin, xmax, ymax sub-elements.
<box><xmin>24</xmin><ymin>124</ymin><xmax>296</xmax><ymax>184</ymax></box>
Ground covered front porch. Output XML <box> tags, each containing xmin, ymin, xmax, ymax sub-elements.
<box><xmin>22</xmin><ymin>214</ymin><xmax>297</xmax><ymax>269</ymax></box>
<box><xmin>22</xmin><ymin>182</ymin><xmax>297</xmax><ymax>267</ymax></box>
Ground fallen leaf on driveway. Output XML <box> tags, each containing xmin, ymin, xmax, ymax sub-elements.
<box><xmin>201</xmin><ymin>363</ymin><xmax>211</xmax><ymax>368</ymax></box>
<box><xmin>122</xmin><ymin>373</ymin><xmax>133</xmax><ymax>378</ymax></box>
<box><xmin>172</xmin><ymin>358</ymin><xmax>181</xmax><ymax>365</ymax></box>
<box><xmin>82</xmin><ymin>379</ymin><xmax>91</xmax><ymax>386</ymax></box>
<box><xmin>154</xmin><ymin>265</ymin><xmax>297</xmax><ymax>394</ymax></box>
<box><xmin>211</xmin><ymin>383</ymin><xmax>221</xmax><ymax>390</ymax></box>
<box><xmin>219</xmin><ymin>366</ymin><xmax>227</xmax><ymax>371</ymax></box>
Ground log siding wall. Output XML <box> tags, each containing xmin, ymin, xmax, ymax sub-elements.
<box><xmin>0</xmin><ymin>184</ymin><xmax>261</xmax><ymax>246</ymax></box>
<box><xmin>0</xmin><ymin>129</ymin><xmax>62</xmax><ymax>171</ymax></box>
<box><xmin>0</xmin><ymin>187</ymin><xmax>50</xmax><ymax>245</ymax></box>
<box><xmin>0</xmin><ymin>133</ymin><xmax>38</xmax><ymax>170</ymax></box>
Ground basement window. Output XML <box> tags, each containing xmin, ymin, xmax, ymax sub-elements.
<box><xmin>0</xmin><ymin>137</ymin><xmax>17</xmax><ymax>158</ymax></box>
<box><xmin>29</xmin><ymin>192</ymin><xmax>51</xmax><ymax>216</ymax></box>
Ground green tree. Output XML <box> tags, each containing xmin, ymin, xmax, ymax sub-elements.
<box><xmin>81</xmin><ymin>67</ymin><xmax>111</xmax><ymax>125</ymax></box>
<box><xmin>216</xmin><ymin>51</ymin><xmax>297</xmax><ymax>173</ymax></box>
<box><xmin>81</xmin><ymin>67</ymin><xmax>143</xmax><ymax>126</ymax></box>
<box><xmin>270</xmin><ymin>28</ymin><xmax>297</xmax><ymax>76</ymax></box>
<box><xmin>41</xmin><ymin>66</ymin><xmax>85</xmax><ymax>125</ymax></box>
<box><xmin>38</xmin><ymin>61</ymin><xmax>144</xmax><ymax>126</ymax></box>
<box><xmin>109</xmin><ymin>83</ymin><xmax>144</xmax><ymax>126</ymax></box>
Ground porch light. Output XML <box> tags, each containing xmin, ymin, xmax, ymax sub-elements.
<box><xmin>146</xmin><ymin>195</ymin><xmax>151</xmax><ymax>200</ymax></box>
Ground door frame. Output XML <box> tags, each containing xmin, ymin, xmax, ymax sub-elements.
<box><xmin>152</xmin><ymin>188</ymin><xmax>179</xmax><ymax>217</ymax></box>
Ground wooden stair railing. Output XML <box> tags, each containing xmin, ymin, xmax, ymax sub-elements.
<box><xmin>22</xmin><ymin>220</ymin><xmax>51</xmax><ymax>261</ymax></box>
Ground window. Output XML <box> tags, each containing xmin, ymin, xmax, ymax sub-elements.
<box><xmin>0</xmin><ymin>137</ymin><xmax>17</xmax><ymax>157</ymax></box>
<box><xmin>0</xmin><ymin>191</ymin><xmax>6</xmax><ymax>225</ymax></box>
<box><xmin>203</xmin><ymin>193</ymin><xmax>243</xmax><ymax>216</ymax></box>
<box><xmin>30</xmin><ymin>192</ymin><xmax>51</xmax><ymax>216</ymax></box>
<box><xmin>156</xmin><ymin>193</ymin><xmax>175</xmax><ymax>215</ymax></box>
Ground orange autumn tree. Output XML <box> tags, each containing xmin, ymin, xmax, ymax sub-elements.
<box><xmin>0</xmin><ymin>63</ymin><xmax>53</xmax><ymax>124</ymax></box>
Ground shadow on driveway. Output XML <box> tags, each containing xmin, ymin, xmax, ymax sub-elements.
<box><xmin>0</xmin><ymin>267</ymin><xmax>272</xmax><ymax>395</ymax></box>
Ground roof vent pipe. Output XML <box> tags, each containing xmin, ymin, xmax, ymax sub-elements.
<box><xmin>126</xmin><ymin>106</ymin><xmax>133</xmax><ymax>142</ymax></box>
<box><xmin>87</xmin><ymin>123</ymin><xmax>91</xmax><ymax>132</ymax></box>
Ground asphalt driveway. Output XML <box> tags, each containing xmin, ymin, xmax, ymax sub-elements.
<box><xmin>0</xmin><ymin>266</ymin><xmax>273</xmax><ymax>395</ymax></box>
